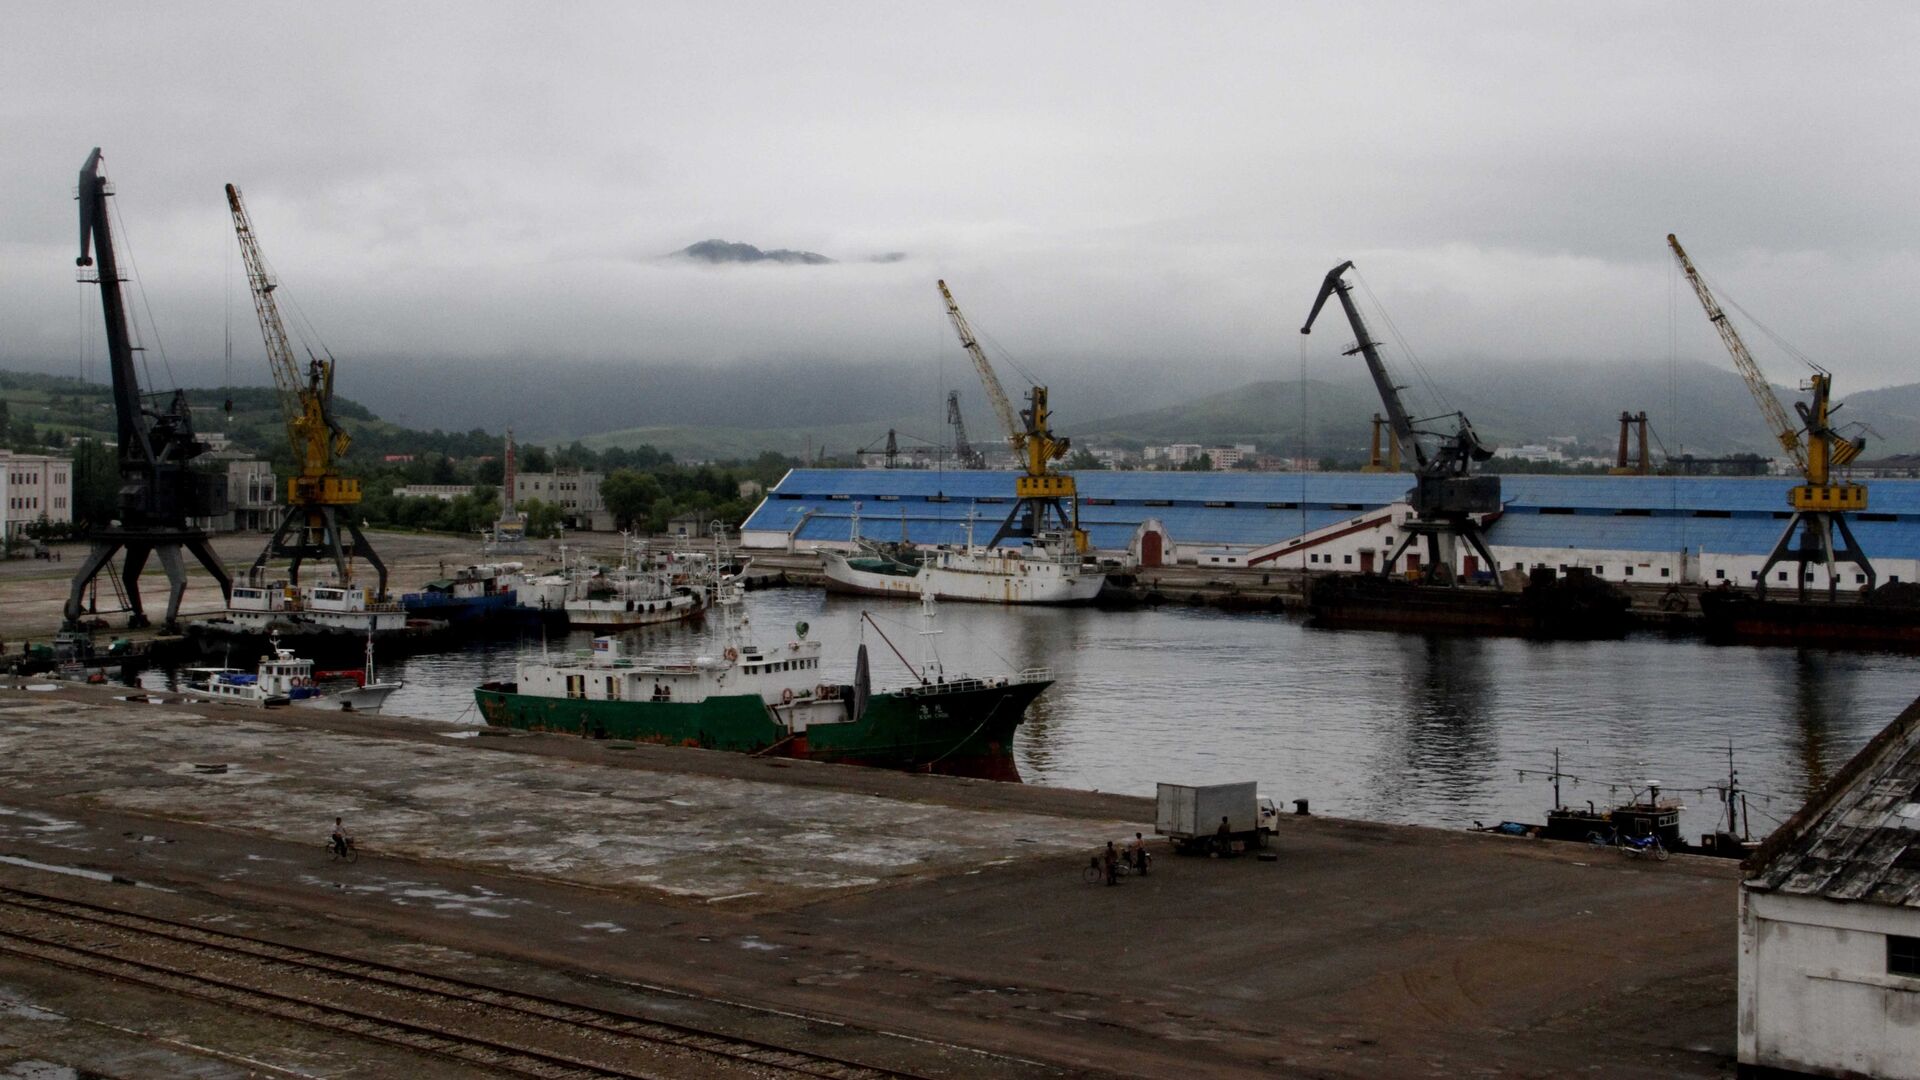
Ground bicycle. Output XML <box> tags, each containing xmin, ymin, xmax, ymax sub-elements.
<box><xmin>1083</xmin><ymin>850</ymin><xmax>1150</xmax><ymax>883</ymax></box>
<box><xmin>327</xmin><ymin>835</ymin><xmax>358</xmax><ymax>863</ymax></box>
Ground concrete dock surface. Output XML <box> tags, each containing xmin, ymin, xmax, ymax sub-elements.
<box><xmin>0</xmin><ymin>680</ymin><xmax>1737</xmax><ymax>1079</ymax></box>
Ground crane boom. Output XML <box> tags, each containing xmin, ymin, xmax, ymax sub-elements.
<box><xmin>227</xmin><ymin>184</ymin><xmax>350</xmax><ymax>475</ymax></box>
<box><xmin>1666</xmin><ymin>235</ymin><xmax>1807</xmax><ymax>473</ymax></box>
<box><xmin>1667</xmin><ymin>233</ymin><xmax>1871</xmax><ymax>598</ymax></box>
<box><xmin>935</xmin><ymin>279</ymin><xmax>1084</xmax><ymax>552</ymax></box>
<box><xmin>225</xmin><ymin>181</ymin><xmax>385</xmax><ymax>597</ymax></box>
<box><xmin>1302</xmin><ymin>260</ymin><xmax>1422</xmax><ymax>469</ymax></box>
<box><xmin>1301</xmin><ymin>260</ymin><xmax>1502</xmax><ymax>587</ymax></box>
<box><xmin>938</xmin><ymin>280</ymin><xmax>1022</xmax><ymax>453</ymax></box>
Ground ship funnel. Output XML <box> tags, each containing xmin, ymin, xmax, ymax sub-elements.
<box><xmin>852</xmin><ymin>643</ymin><xmax>871</xmax><ymax>721</ymax></box>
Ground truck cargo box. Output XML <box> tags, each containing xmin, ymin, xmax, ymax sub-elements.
<box><xmin>1156</xmin><ymin>781</ymin><xmax>1259</xmax><ymax>845</ymax></box>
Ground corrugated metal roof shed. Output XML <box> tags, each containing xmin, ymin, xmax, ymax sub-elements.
<box><xmin>1746</xmin><ymin>696</ymin><xmax>1920</xmax><ymax>909</ymax></box>
<box><xmin>743</xmin><ymin>469</ymin><xmax>1920</xmax><ymax>557</ymax></box>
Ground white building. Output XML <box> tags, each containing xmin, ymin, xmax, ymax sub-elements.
<box><xmin>1739</xmin><ymin>696</ymin><xmax>1920</xmax><ymax>1079</ymax></box>
<box><xmin>0</xmin><ymin>450</ymin><xmax>72</xmax><ymax>540</ymax></box>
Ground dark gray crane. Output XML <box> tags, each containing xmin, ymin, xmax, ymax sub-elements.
<box><xmin>1302</xmin><ymin>260</ymin><xmax>1502</xmax><ymax>586</ymax></box>
<box><xmin>62</xmin><ymin>149</ymin><xmax>232</xmax><ymax>631</ymax></box>
<box><xmin>947</xmin><ymin>390</ymin><xmax>985</xmax><ymax>469</ymax></box>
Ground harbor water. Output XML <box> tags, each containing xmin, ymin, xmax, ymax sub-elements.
<box><xmin>149</xmin><ymin>589</ymin><xmax>1920</xmax><ymax>841</ymax></box>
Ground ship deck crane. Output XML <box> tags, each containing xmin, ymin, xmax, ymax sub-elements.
<box><xmin>1302</xmin><ymin>261</ymin><xmax>1502</xmax><ymax>586</ymax></box>
<box><xmin>62</xmin><ymin>149</ymin><xmax>232</xmax><ymax>632</ymax></box>
<box><xmin>227</xmin><ymin>183</ymin><xmax>387</xmax><ymax>597</ymax></box>
<box><xmin>937</xmin><ymin>280</ymin><xmax>1086</xmax><ymax>552</ymax></box>
<box><xmin>1668</xmin><ymin>234</ymin><xmax>1870</xmax><ymax>599</ymax></box>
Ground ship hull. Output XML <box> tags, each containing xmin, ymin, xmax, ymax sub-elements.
<box><xmin>1698</xmin><ymin>590</ymin><xmax>1920</xmax><ymax>650</ymax></box>
<box><xmin>563</xmin><ymin>592</ymin><xmax>705</xmax><ymax>632</ymax></box>
<box><xmin>473</xmin><ymin>677</ymin><xmax>1044</xmax><ymax>780</ymax></box>
<box><xmin>1306</xmin><ymin>574</ymin><xmax>1632</xmax><ymax>640</ymax></box>
<box><xmin>183</xmin><ymin>617</ymin><xmax>451</xmax><ymax>665</ymax></box>
<box><xmin>821</xmin><ymin>552</ymin><xmax>1104</xmax><ymax>605</ymax></box>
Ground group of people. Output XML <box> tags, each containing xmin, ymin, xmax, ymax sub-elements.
<box><xmin>1099</xmin><ymin>832</ymin><xmax>1151</xmax><ymax>885</ymax></box>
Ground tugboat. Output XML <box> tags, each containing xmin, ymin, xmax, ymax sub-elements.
<box><xmin>476</xmin><ymin>588</ymin><xmax>1049</xmax><ymax>780</ymax></box>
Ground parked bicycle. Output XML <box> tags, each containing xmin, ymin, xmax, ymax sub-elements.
<box><xmin>1082</xmin><ymin>850</ymin><xmax>1150</xmax><ymax>882</ymax></box>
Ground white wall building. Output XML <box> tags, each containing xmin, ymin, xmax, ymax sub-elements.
<box><xmin>1738</xmin><ymin>697</ymin><xmax>1920</xmax><ymax>1079</ymax></box>
<box><xmin>0</xmin><ymin>450</ymin><xmax>72</xmax><ymax>540</ymax></box>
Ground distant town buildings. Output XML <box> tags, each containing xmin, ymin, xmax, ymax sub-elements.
<box><xmin>0</xmin><ymin>449</ymin><xmax>71</xmax><ymax>539</ymax></box>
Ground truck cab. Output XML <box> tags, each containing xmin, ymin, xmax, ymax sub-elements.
<box><xmin>1257</xmin><ymin>793</ymin><xmax>1280</xmax><ymax>835</ymax></box>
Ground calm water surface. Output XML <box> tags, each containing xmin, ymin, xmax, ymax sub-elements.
<box><xmin>149</xmin><ymin>589</ymin><xmax>1920</xmax><ymax>840</ymax></box>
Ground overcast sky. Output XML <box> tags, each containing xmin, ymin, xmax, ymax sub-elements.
<box><xmin>6</xmin><ymin>3</ymin><xmax>1919</xmax><ymax>415</ymax></box>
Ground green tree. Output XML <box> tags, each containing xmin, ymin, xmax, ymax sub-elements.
<box><xmin>1065</xmin><ymin>448</ymin><xmax>1104</xmax><ymax>471</ymax></box>
<box><xmin>520</xmin><ymin>497</ymin><xmax>565</xmax><ymax>539</ymax></box>
<box><xmin>601</xmin><ymin>469</ymin><xmax>664</xmax><ymax>529</ymax></box>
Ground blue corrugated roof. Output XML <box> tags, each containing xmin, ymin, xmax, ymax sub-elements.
<box><xmin>743</xmin><ymin>469</ymin><xmax>1920</xmax><ymax>558</ymax></box>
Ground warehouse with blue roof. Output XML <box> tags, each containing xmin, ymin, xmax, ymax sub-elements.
<box><xmin>741</xmin><ymin>469</ymin><xmax>1920</xmax><ymax>590</ymax></box>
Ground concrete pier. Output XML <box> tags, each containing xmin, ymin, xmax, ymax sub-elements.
<box><xmin>0</xmin><ymin>679</ymin><xmax>1738</xmax><ymax>1079</ymax></box>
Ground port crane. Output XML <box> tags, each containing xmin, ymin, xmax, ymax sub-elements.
<box><xmin>1302</xmin><ymin>261</ymin><xmax>1502</xmax><ymax>585</ymax></box>
<box><xmin>1667</xmin><ymin>234</ymin><xmax>1870</xmax><ymax>599</ymax></box>
<box><xmin>937</xmin><ymin>280</ymin><xmax>1087</xmax><ymax>552</ymax></box>
<box><xmin>946</xmin><ymin>390</ymin><xmax>985</xmax><ymax>469</ymax></box>
<box><xmin>226</xmin><ymin>182</ymin><xmax>388</xmax><ymax>597</ymax></box>
<box><xmin>62</xmin><ymin>149</ymin><xmax>233</xmax><ymax>632</ymax></box>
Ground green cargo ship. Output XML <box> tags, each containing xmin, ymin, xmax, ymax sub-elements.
<box><xmin>474</xmin><ymin>630</ymin><xmax>1050</xmax><ymax>781</ymax></box>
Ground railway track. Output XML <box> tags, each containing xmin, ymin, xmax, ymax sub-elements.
<box><xmin>0</xmin><ymin>883</ymin><xmax>922</xmax><ymax>1080</ymax></box>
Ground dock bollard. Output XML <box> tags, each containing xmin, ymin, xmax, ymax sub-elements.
<box><xmin>1293</xmin><ymin>799</ymin><xmax>1310</xmax><ymax>816</ymax></box>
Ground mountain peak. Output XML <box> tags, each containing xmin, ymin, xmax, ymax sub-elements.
<box><xmin>670</xmin><ymin>239</ymin><xmax>834</xmax><ymax>265</ymax></box>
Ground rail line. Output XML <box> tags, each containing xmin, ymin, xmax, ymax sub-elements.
<box><xmin>0</xmin><ymin>883</ymin><xmax>922</xmax><ymax>1080</ymax></box>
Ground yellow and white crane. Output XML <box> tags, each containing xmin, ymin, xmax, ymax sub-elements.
<box><xmin>227</xmin><ymin>182</ymin><xmax>387</xmax><ymax>596</ymax></box>
<box><xmin>937</xmin><ymin>280</ymin><xmax>1086</xmax><ymax>552</ymax></box>
<box><xmin>1668</xmin><ymin>233</ymin><xmax>1871</xmax><ymax>598</ymax></box>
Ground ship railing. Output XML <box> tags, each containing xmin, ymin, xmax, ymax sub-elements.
<box><xmin>1016</xmin><ymin>666</ymin><xmax>1054</xmax><ymax>684</ymax></box>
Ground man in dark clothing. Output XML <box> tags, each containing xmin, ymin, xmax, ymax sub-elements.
<box><xmin>1130</xmin><ymin>832</ymin><xmax>1149</xmax><ymax>875</ymax></box>
<box><xmin>1103</xmin><ymin>840</ymin><xmax>1119</xmax><ymax>885</ymax></box>
<box><xmin>1214</xmin><ymin>816</ymin><xmax>1233</xmax><ymax>857</ymax></box>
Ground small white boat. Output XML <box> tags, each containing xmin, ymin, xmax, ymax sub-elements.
<box><xmin>181</xmin><ymin>636</ymin><xmax>401</xmax><ymax>712</ymax></box>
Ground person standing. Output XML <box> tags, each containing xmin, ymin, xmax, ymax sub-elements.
<box><xmin>1130</xmin><ymin>832</ymin><xmax>1148</xmax><ymax>875</ymax></box>
<box><xmin>1103</xmin><ymin>840</ymin><xmax>1119</xmax><ymax>886</ymax></box>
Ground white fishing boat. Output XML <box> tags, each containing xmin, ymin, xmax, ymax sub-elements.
<box><xmin>563</xmin><ymin>539</ymin><xmax>712</xmax><ymax>632</ymax></box>
<box><xmin>821</xmin><ymin>508</ymin><xmax>1105</xmax><ymax>605</ymax></box>
<box><xmin>180</xmin><ymin>636</ymin><xmax>401</xmax><ymax>712</ymax></box>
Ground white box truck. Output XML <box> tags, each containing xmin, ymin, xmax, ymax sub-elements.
<box><xmin>1156</xmin><ymin>781</ymin><xmax>1266</xmax><ymax>854</ymax></box>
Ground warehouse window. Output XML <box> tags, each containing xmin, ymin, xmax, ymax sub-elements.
<box><xmin>1624</xmin><ymin>567</ymin><xmax>1635</xmax><ymax>577</ymax></box>
<box><xmin>1858</xmin><ymin>574</ymin><xmax>1869</xmax><ymax>584</ymax></box>
<box><xmin>1343</xmin><ymin>555</ymin><xmax>1353</xmax><ymax>565</ymax></box>
<box><xmin>1715</xmin><ymin>569</ymin><xmax>1726</xmax><ymax>579</ymax></box>
<box><xmin>1660</xmin><ymin>568</ymin><xmax>1670</xmax><ymax>578</ymax></box>
<box><xmin>1890</xmin><ymin>935</ymin><xmax>1920</xmax><ymax>978</ymax></box>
